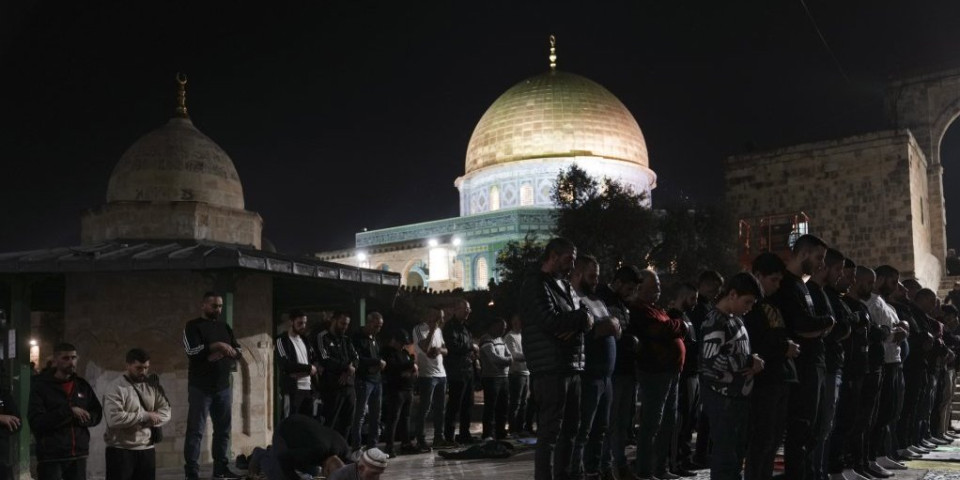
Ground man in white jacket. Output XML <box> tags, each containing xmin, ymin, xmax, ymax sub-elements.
<box><xmin>103</xmin><ymin>348</ymin><xmax>172</xmax><ymax>480</ymax></box>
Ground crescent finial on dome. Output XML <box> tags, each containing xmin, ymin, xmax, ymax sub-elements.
<box><xmin>175</xmin><ymin>72</ymin><xmax>189</xmax><ymax>118</ymax></box>
<box><xmin>549</xmin><ymin>35</ymin><xmax>557</xmax><ymax>71</ymax></box>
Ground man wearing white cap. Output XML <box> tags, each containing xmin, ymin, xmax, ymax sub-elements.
<box><xmin>328</xmin><ymin>448</ymin><xmax>388</xmax><ymax>480</ymax></box>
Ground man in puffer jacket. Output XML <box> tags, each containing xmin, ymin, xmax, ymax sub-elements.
<box><xmin>29</xmin><ymin>343</ymin><xmax>103</xmax><ymax>480</ymax></box>
<box><xmin>102</xmin><ymin>348</ymin><xmax>172</xmax><ymax>480</ymax></box>
<box><xmin>521</xmin><ymin>237</ymin><xmax>595</xmax><ymax>480</ymax></box>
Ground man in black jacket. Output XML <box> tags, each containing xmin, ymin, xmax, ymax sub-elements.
<box><xmin>769</xmin><ymin>234</ymin><xmax>835</xmax><ymax>480</ymax></box>
<box><xmin>182</xmin><ymin>292</ymin><xmax>243</xmax><ymax>480</ymax></box>
<box><xmin>351</xmin><ymin>312</ymin><xmax>385</xmax><ymax>449</ymax></box>
<box><xmin>744</xmin><ymin>253</ymin><xmax>799</xmax><ymax>480</ymax></box>
<box><xmin>29</xmin><ymin>343</ymin><xmax>103</xmax><ymax>480</ymax></box>
<box><xmin>276</xmin><ymin>310</ymin><xmax>318</xmax><ymax>420</ymax></box>
<box><xmin>521</xmin><ymin>237</ymin><xmax>594</xmax><ymax>480</ymax></box>
<box><xmin>318</xmin><ymin>312</ymin><xmax>359</xmax><ymax>438</ymax></box>
<box><xmin>443</xmin><ymin>299</ymin><xmax>478</xmax><ymax>445</ymax></box>
<box><xmin>808</xmin><ymin>248</ymin><xmax>854</xmax><ymax>480</ymax></box>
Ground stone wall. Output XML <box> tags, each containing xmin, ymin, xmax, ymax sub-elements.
<box><xmin>80</xmin><ymin>202</ymin><xmax>263</xmax><ymax>250</ymax></box>
<box><xmin>62</xmin><ymin>270</ymin><xmax>274</xmax><ymax>476</ymax></box>
<box><xmin>725</xmin><ymin>130</ymin><xmax>941</xmax><ymax>289</ymax></box>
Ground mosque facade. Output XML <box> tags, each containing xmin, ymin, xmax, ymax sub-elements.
<box><xmin>318</xmin><ymin>40</ymin><xmax>657</xmax><ymax>290</ymax></box>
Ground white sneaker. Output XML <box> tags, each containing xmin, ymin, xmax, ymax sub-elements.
<box><xmin>868</xmin><ymin>461</ymin><xmax>892</xmax><ymax>477</ymax></box>
<box><xmin>842</xmin><ymin>469</ymin><xmax>869</xmax><ymax>480</ymax></box>
<box><xmin>877</xmin><ymin>456</ymin><xmax>907</xmax><ymax>470</ymax></box>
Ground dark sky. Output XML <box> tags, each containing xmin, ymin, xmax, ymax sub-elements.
<box><xmin>4</xmin><ymin>1</ymin><xmax>960</xmax><ymax>255</ymax></box>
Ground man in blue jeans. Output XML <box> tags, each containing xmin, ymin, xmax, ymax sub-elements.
<box><xmin>630</xmin><ymin>270</ymin><xmax>686</xmax><ymax>480</ymax></box>
<box><xmin>412</xmin><ymin>308</ymin><xmax>450</xmax><ymax>451</ymax></box>
<box><xmin>182</xmin><ymin>292</ymin><xmax>243</xmax><ymax>480</ymax></box>
<box><xmin>570</xmin><ymin>256</ymin><xmax>622</xmax><ymax>480</ymax></box>
<box><xmin>352</xmin><ymin>312</ymin><xmax>385</xmax><ymax>449</ymax></box>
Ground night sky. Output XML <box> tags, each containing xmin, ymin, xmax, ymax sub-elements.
<box><xmin>4</xmin><ymin>2</ymin><xmax>960</xmax><ymax>255</ymax></box>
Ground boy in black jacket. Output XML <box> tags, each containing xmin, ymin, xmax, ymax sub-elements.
<box><xmin>29</xmin><ymin>343</ymin><xmax>103</xmax><ymax>480</ymax></box>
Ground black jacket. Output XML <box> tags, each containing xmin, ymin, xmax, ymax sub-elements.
<box><xmin>443</xmin><ymin>319</ymin><xmax>475</xmax><ymax>380</ymax></box>
<box><xmin>770</xmin><ymin>271</ymin><xmax>833</xmax><ymax>367</ymax></box>
<box><xmin>598</xmin><ymin>284</ymin><xmax>638</xmax><ymax>379</ymax></box>
<box><xmin>317</xmin><ymin>331</ymin><xmax>359</xmax><ymax>388</ymax></box>
<box><xmin>183</xmin><ymin>317</ymin><xmax>243</xmax><ymax>393</ymax></box>
<box><xmin>275</xmin><ymin>333</ymin><xmax>317</xmax><ymax>394</ymax></box>
<box><xmin>353</xmin><ymin>332</ymin><xmax>383</xmax><ymax>383</ymax></box>
<box><xmin>822</xmin><ymin>286</ymin><xmax>853</xmax><ymax>372</ymax></box>
<box><xmin>274</xmin><ymin>414</ymin><xmax>351</xmax><ymax>480</ymax></box>
<box><xmin>520</xmin><ymin>269</ymin><xmax>591</xmax><ymax>376</ymax></box>
<box><xmin>744</xmin><ymin>300</ymin><xmax>798</xmax><ymax>385</ymax></box>
<box><xmin>840</xmin><ymin>295</ymin><xmax>871</xmax><ymax>376</ymax></box>
<box><xmin>382</xmin><ymin>345</ymin><xmax>417</xmax><ymax>391</ymax></box>
<box><xmin>28</xmin><ymin>371</ymin><xmax>103</xmax><ymax>461</ymax></box>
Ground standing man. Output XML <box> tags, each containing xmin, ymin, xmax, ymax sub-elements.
<box><xmin>103</xmin><ymin>348</ymin><xmax>172</xmax><ymax>480</ymax></box>
<box><xmin>807</xmin><ymin>248</ymin><xmax>852</xmax><ymax>480</ymax></box>
<box><xmin>318</xmin><ymin>312</ymin><xmax>359</xmax><ymax>438</ymax></box>
<box><xmin>412</xmin><ymin>307</ymin><xmax>449</xmax><ymax>452</ymax></box>
<box><xmin>183</xmin><ymin>292</ymin><xmax>243</xmax><ymax>480</ymax></box>
<box><xmin>521</xmin><ymin>237</ymin><xmax>594</xmax><ymax>480</ymax></box>
<box><xmin>276</xmin><ymin>310</ymin><xmax>318</xmax><ymax>419</ymax></box>
<box><xmin>29</xmin><ymin>343</ymin><xmax>103</xmax><ymax>480</ymax></box>
<box><xmin>689</xmin><ymin>270</ymin><xmax>724</xmax><ymax>467</ymax></box>
<box><xmin>769</xmin><ymin>234</ymin><xmax>835</xmax><ymax>480</ymax></box>
<box><xmin>666</xmin><ymin>282</ymin><xmax>700</xmax><ymax>478</ymax></box>
<box><xmin>352</xmin><ymin>312</ymin><xmax>385</xmax><ymax>450</ymax></box>
<box><xmin>597</xmin><ymin>265</ymin><xmax>642</xmax><ymax>479</ymax></box>
<box><xmin>866</xmin><ymin>266</ymin><xmax>909</xmax><ymax>478</ymax></box>
<box><xmin>503</xmin><ymin>314</ymin><xmax>530</xmax><ymax>437</ymax></box>
<box><xmin>631</xmin><ymin>270</ymin><xmax>686</xmax><ymax>480</ymax></box>
<box><xmin>744</xmin><ymin>252</ymin><xmax>799</xmax><ymax>480</ymax></box>
<box><xmin>443</xmin><ymin>299</ymin><xmax>478</xmax><ymax>446</ymax></box>
<box><xmin>570</xmin><ymin>255</ymin><xmax>620</xmax><ymax>480</ymax></box>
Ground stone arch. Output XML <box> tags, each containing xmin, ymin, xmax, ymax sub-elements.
<box><xmin>887</xmin><ymin>68</ymin><xmax>960</xmax><ymax>268</ymax></box>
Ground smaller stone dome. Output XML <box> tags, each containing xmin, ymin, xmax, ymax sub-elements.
<box><xmin>106</xmin><ymin>117</ymin><xmax>245</xmax><ymax>209</ymax></box>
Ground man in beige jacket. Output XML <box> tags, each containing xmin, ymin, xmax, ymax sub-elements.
<box><xmin>103</xmin><ymin>348</ymin><xmax>172</xmax><ymax>480</ymax></box>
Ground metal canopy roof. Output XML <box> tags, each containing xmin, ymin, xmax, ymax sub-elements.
<box><xmin>0</xmin><ymin>241</ymin><xmax>400</xmax><ymax>287</ymax></box>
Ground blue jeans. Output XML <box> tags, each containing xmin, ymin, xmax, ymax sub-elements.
<box><xmin>635</xmin><ymin>372</ymin><xmax>679</xmax><ymax>477</ymax></box>
<box><xmin>414</xmin><ymin>376</ymin><xmax>446</xmax><ymax>443</ymax></box>
<box><xmin>602</xmin><ymin>374</ymin><xmax>637</xmax><ymax>469</ymax></box>
<box><xmin>574</xmin><ymin>375</ymin><xmax>612</xmax><ymax>474</ymax></box>
<box><xmin>184</xmin><ymin>386</ymin><xmax>232</xmax><ymax>478</ymax></box>
<box><xmin>703</xmin><ymin>387</ymin><xmax>750</xmax><ymax>480</ymax></box>
<box><xmin>352</xmin><ymin>380</ymin><xmax>383</xmax><ymax>448</ymax></box>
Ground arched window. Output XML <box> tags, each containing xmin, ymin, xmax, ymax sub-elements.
<box><xmin>474</xmin><ymin>256</ymin><xmax>489</xmax><ymax>290</ymax></box>
<box><xmin>520</xmin><ymin>184</ymin><xmax>535</xmax><ymax>206</ymax></box>
<box><xmin>489</xmin><ymin>186</ymin><xmax>500</xmax><ymax>211</ymax></box>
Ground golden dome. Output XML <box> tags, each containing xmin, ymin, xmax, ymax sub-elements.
<box><xmin>465</xmin><ymin>70</ymin><xmax>648</xmax><ymax>175</ymax></box>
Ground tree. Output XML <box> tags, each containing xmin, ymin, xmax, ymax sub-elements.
<box><xmin>650</xmin><ymin>197</ymin><xmax>739</xmax><ymax>281</ymax></box>
<box><xmin>552</xmin><ymin>165</ymin><xmax>658</xmax><ymax>281</ymax></box>
<box><xmin>490</xmin><ymin>232</ymin><xmax>544</xmax><ymax>316</ymax></box>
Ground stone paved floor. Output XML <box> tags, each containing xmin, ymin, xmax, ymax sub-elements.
<box><xmin>152</xmin><ymin>437</ymin><xmax>960</xmax><ymax>480</ymax></box>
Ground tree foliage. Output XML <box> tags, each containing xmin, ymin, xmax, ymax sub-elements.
<box><xmin>490</xmin><ymin>232</ymin><xmax>544</xmax><ymax>317</ymax></box>
<box><xmin>552</xmin><ymin>165</ymin><xmax>658</xmax><ymax>281</ymax></box>
<box><xmin>650</xmin><ymin>199</ymin><xmax>739</xmax><ymax>281</ymax></box>
<box><xmin>491</xmin><ymin>166</ymin><xmax>738</xmax><ymax>310</ymax></box>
